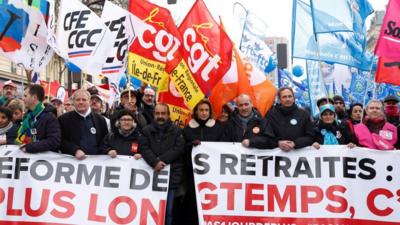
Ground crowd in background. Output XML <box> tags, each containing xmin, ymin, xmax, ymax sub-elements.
<box><xmin>0</xmin><ymin>79</ymin><xmax>399</xmax><ymax>225</ymax></box>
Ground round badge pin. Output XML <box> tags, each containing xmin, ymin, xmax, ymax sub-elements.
<box><xmin>90</xmin><ymin>127</ymin><xmax>97</xmax><ymax>134</ymax></box>
<box><xmin>290</xmin><ymin>119</ymin><xmax>297</xmax><ymax>125</ymax></box>
<box><xmin>336</xmin><ymin>131</ymin><xmax>342</xmax><ymax>139</ymax></box>
<box><xmin>253</xmin><ymin>127</ymin><xmax>260</xmax><ymax>134</ymax></box>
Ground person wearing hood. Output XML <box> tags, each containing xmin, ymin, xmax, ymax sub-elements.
<box><xmin>15</xmin><ymin>85</ymin><xmax>61</xmax><ymax>153</ymax></box>
<box><xmin>102</xmin><ymin>109</ymin><xmax>141</xmax><ymax>157</ymax></box>
<box><xmin>383</xmin><ymin>95</ymin><xmax>399</xmax><ymax>126</ymax></box>
<box><xmin>265</xmin><ymin>87</ymin><xmax>315</xmax><ymax>151</ymax></box>
<box><xmin>221</xmin><ymin>94</ymin><xmax>274</xmax><ymax>149</ymax></box>
<box><xmin>312</xmin><ymin>104</ymin><xmax>355</xmax><ymax>149</ymax></box>
<box><xmin>354</xmin><ymin>99</ymin><xmax>397</xmax><ymax>150</ymax></box>
<box><xmin>0</xmin><ymin>107</ymin><xmax>18</xmax><ymax>145</ymax></box>
<box><xmin>181</xmin><ymin>99</ymin><xmax>223</xmax><ymax>225</ymax></box>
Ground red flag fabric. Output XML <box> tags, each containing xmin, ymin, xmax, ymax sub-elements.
<box><xmin>128</xmin><ymin>0</ymin><xmax>182</xmax><ymax>90</ymax></box>
<box><xmin>374</xmin><ymin>0</ymin><xmax>400</xmax><ymax>61</ymax></box>
<box><xmin>375</xmin><ymin>57</ymin><xmax>400</xmax><ymax>86</ymax></box>
<box><xmin>178</xmin><ymin>0</ymin><xmax>233</xmax><ymax>94</ymax></box>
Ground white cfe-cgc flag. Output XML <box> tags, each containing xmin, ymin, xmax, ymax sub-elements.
<box><xmin>50</xmin><ymin>0</ymin><xmax>115</xmax><ymax>76</ymax></box>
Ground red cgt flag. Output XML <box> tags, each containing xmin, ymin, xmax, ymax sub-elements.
<box><xmin>178</xmin><ymin>0</ymin><xmax>233</xmax><ymax>94</ymax></box>
<box><xmin>128</xmin><ymin>0</ymin><xmax>182</xmax><ymax>90</ymax></box>
<box><xmin>375</xmin><ymin>57</ymin><xmax>400</xmax><ymax>86</ymax></box>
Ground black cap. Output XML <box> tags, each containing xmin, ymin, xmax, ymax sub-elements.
<box><xmin>316</xmin><ymin>97</ymin><xmax>334</xmax><ymax>107</ymax></box>
<box><xmin>384</xmin><ymin>95</ymin><xmax>399</xmax><ymax>103</ymax></box>
<box><xmin>333</xmin><ymin>95</ymin><xmax>344</xmax><ymax>103</ymax></box>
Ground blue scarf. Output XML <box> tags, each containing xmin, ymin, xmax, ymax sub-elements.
<box><xmin>320</xmin><ymin>129</ymin><xmax>339</xmax><ymax>145</ymax></box>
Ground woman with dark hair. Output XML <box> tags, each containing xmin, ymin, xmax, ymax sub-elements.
<box><xmin>181</xmin><ymin>99</ymin><xmax>223</xmax><ymax>225</ymax></box>
<box><xmin>0</xmin><ymin>106</ymin><xmax>18</xmax><ymax>145</ymax></box>
<box><xmin>217</xmin><ymin>103</ymin><xmax>233</xmax><ymax>123</ymax></box>
<box><xmin>347</xmin><ymin>103</ymin><xmax>363</xmax><ymax>135</ymax></box>
<box><xmin>312</xmin><ymin>104</ymin><xmax>354</xmax><ymax>149</ymax></box>
<box><xmin>102</xmin><ymin>109</ymin><xmax>141</xmax><ymax>157</ymax></box>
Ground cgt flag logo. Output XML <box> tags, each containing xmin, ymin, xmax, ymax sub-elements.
<box><xmin>178</xmin><ymin>0</ymin><xmax>232</xmax><ymax>94</ymax></box>
<box><xmin>128</xmin><ymin>0</ymin><xmax>181</xmax><ymax>91</ymax></box>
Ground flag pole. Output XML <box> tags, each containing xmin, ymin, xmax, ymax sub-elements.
<box><xmin>47</xmin><ymin>68</ymin><xmax>52</xmax><ymax>102</ymax></box>
<box><xmin>233</xmin><ymin>2</ymin><xmax>249</xmax><ymax>51</ymax></box>
<box><xmin>127</xmin><ymin>74</ymin><xmax>131</xmax><ymax>102</ymax></box>
<box><xmin>360</xmin><ymin>59</ymin><xmax>375</xmax><ymax>120</ymax></box>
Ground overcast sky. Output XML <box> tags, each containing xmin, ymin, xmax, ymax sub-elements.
<box><xmin>150</xmin><ymin>0</ymin><xmax>389</xmax><ymax>46</ymax></box>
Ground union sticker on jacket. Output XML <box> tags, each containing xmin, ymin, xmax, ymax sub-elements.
<box><xmin>379</xmin><ymin>130</ymin><xmax>393</xmax><ymax>140</ymax></box>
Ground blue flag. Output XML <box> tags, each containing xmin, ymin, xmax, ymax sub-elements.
<box><xmin>292</xmin><ymin>0</ymin><xmax>373</xmax><ymax>70</ymax></box>
<box><xmin>306</xmin><ymin>60</ymin><xmax>328</xmax><ymax>116</ymax></box>
<box><xmin>310</xmin><ymin>0</ymin><xmax>373</xmax><ymax>34</ymax></box>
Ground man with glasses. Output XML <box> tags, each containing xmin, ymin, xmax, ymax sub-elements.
<box><xmin>333</xmin><ymin>95</ymin><xmax>348</xmax><ymax>121</ymax></box>
<box><xmin>63</xmin><ymin>98</ymin><xmax>74</xmax><ymax>113</ymax></box>
<box><xmin>140</xmin><ymin>88</ymin><xmax>156</xmax><ymax>124</ymax></box>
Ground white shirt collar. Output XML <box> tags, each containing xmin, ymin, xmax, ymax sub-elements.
<box><xmin>75</xmin><ymin>108</ymin><xmax>91</xmax><ymax>118</ymax></box>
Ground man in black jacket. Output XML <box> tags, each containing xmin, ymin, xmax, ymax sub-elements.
<box><xmin>266</xmin><ymin>87</ymin><xmax>315</xmax><ymax>151</ymax></box>
<box><xmin>139</xmin><ymin>103</ymin><xmax>184</xmax><ymax>225</ymax></box>
<box><xmin>222</xmin><ymin>94</ymin><xmax>275</xmax><ymax>149</ymax></box>
<box><xmin>139</xmin><ymin>88</ymin><xmax>155</xmax><ymax>124</ymax></box>
<box><xmin>59</xmin><ymin>89</ymin><xmax>108</xmax><ymax>159</ymax></box>
<box><xmin>18</xmin><ymin>84</ymin><xmax>61</xmax><ymax>153</ymax></box>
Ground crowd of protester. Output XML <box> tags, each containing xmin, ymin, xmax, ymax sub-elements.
<box><xmin>0</xmin><ymin>79</ymin><xmax>399</xmax><ymax>225</ymax></box>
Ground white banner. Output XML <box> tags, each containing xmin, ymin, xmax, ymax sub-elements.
<box><xmin>51</xmin><ymin>0</ymin><xmax>114</xmax><ymax>76</ymax></box>
<box><xmin>193</xmin><ymin>142</ymin><xmax>400</xmax><ymax>225</ymax></box>
<box><xmin>0</xmin><ymin>0</ymin><xmax>53</xmax><ymax>72</ymax></box>
<box><xmin>100</xmin><ymin>1</ymin><xmax>136</xmax><ymax>84</ymax></box>
<box><xmin>0</xmin><ymin>145</ymin><xmax>169</xmax><ymax>225</ymax></box>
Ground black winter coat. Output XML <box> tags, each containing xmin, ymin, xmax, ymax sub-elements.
<box><xmin>139</xmin><ymin>120</ymin><xmax>185</xmax><ymax>189</ymax></box>
<box><xmin>221</xmin><ymin>109</ymin><xmax>263</xmax><ymax>142</ymax></box>
<box><xmin>266</xmin><ymin>104</ymin><xmax>315</xmax><ymax>148</ymax></box>
<box><xmin>313</xmin><ymin>120</ymin><xmax>354</xmax><ymax>145</ymax></box>
<box><xmin>25</xmin><ymin>105</ymin><xmax>61</xmax><ymax>153</ymax></box>
<box><xmin>102</xmin><ymin>129</ymin><xmax>141</xmax><ymax>156</ymax></box>
<box><xmin>181</xmin><ymin>118</ymin><xmax>223</xmax><ymax>225</ymax></box>
<box><xmin>59</xmin><ymin>111</ymin><xmax>108</xmax><ymax>156</ymax></box>
<box><xmin>221</xmin><ymin>109</ymin><xmax>276</xmax><ymax>149</ymax></box>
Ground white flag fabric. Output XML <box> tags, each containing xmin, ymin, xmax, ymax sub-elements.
<box><xmin>51</xmin><ymin>0</ymin><xmax>115</xmax><ymax>76</ymax></box>
<box><xmin>101</xmin><ymin>1</ymin><xmax>136</xmax><ymax>84</ymax></box>
<box><xmin>0</xmin><ymin>0</ymin><xmax>53</xmax><ymax>72</ymax></box>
